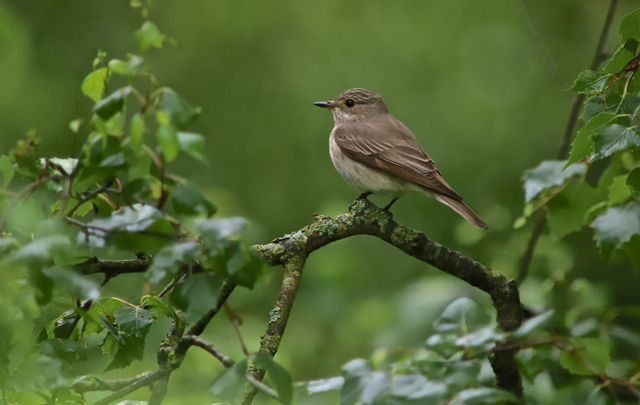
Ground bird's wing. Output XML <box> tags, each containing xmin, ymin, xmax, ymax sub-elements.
<box><xmin>333</xmin><ymin>118</ymin><xmax>463</xmax><ymax>201</ymax></box>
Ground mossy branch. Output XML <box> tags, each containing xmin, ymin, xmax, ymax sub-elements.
<box><xmin>250</xmin><ymin>198</ymin><xmax>524</xmax><ymax>398</ymax></box>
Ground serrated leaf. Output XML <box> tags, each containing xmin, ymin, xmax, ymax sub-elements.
<box><xmin>604</xmin><ymin>39</ymin><xmax>639</xmax><ymax>73</ymax></box>
<box><xmin>255</xmin><ymin>351</ymin><xmax>293</xmax><ymax>405</ymax></box>
<box><xmin>211</xmin><ymin>358</ymin><xmax>248</xmax><ymax>403</ymax></box>
<box><xmin>93</xmin><ymin>87</ymin><xmax>131</xmax><ymax>120</ymax></box>
<box><xmin>581</xmin><ymin>92</ymin><xmax>623</xmax><ymax>122</ymax></box>
<box><xmin>591</xmin><ymin>203</ymin><xmax>640</xmax><ymax>258</ymax></box>
<box><xmin>104</xmin><ymin>334</ymin><xmax>145</xmax><ymax>371</ymax></box>
<box><xmin>168</xmin><ymin>182</ymin><xmax>217</xmax><ymax>217</ymax></box>
<box><xmin>569</xmin><ymin>71</ymin><xmax>610</xmax><ymax>96</ymax></box>
<box><xmin>591</xmin><ymin>124</ymin><xmax>640</xmax><ymax>161</ymax></box>
<box><xmin>135</xmin><ymin>21</ymin><xmax>165</xmax><ymax>54</ymax></box>
<box><xmin>433</xmin><ymin>298</ymin><xmax>491</xmax><ymax>334</ymax></box>
<box><xmin>42</xmin><ymin>267</ymin><xmax>100</xmax><ymax>300</ymax></box>
<box><xmin>626</xmin><ymin>167</ymin><xmax>640</xmax><ymax>195</ymax></box>
<box><xmin>619</xmin><ymin>9</ymin><xmax>640</xmax><ymax>42</ymax></box>
<box><xmin>559</xmin><ymin>338</ymin><xmax>610</xmax><ymax>376</ymax></box>
<box><xmin>84</xmin><ymin>298</ymin><xmax>124</xmax><ymax>336</ymax></box>
<box><xmin>160</xmin><ymin>89</ymin><xmax>200</xmax><ymax>130</ymax></box>
<box><xmin>608</xmin><ymin>174</ymin><xmax>632</xmax><ymax>206</ymax></box>
<box><xmin>449</xmin><ymin>388</ymin><xmax>518</xmax><ymax>405</ymax></box>
<box><xmin>566</xmin><ymin>113</ymin><xmax>617</xmax><ymax>168</ymax></box>
<box><xmin>177</xmin><ymin>132</ymin><xmax>208</xmax><ymax>164</ymax></box>
<box><xmin>114</xmin><ymin>307</ymin><xmax>157</xmax><ymax>338</ymax></box>
<box><xmin>155</xmin><ymin>124</ymin><xmax>179</xmax><ymax>162</ymax></box>
<box><xmin>170</xmin><ymin>273</ymin><xmax>222</xmax><ymax>320</ymax></box>
<box><xmin>82</xmin><ymin>68</ymin><xmax>109</xmax><ymax>103</ymax></box>
<box><xmin>515</xmin><ymin>310</ymin><xmax>554</xmax><ymax>337</ymax></box>
<box><xmin>0</xmin><ymin>155</ymin><xmax>14</xmax><ymax>190</ymax></box>
<box><xmin>523</xmin><ymin>160</ymin><xmax>586</xmax><ymax>203</ymax></box>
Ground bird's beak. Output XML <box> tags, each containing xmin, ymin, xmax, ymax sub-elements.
<box><xmin>313</xmin><ymin>101</ymin><xmax>334</xmax><ymax>109</ymax></box>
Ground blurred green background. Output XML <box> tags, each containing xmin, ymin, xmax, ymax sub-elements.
<box><xmin>2</xmin><ymin>1</ymin><xmax>640</xmax><ymax>403</ymax></box>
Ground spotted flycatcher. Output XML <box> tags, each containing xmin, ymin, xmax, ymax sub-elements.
<box><xmin>314</xmin><ymin>88</ymin><xmax>489</xmax><ymax>230</ymax></box>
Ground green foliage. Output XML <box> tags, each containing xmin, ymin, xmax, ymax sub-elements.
<box><xmin>3</xmin><ymin>2</ymin><xmax>640</xmax><ymax>405</ymax></box>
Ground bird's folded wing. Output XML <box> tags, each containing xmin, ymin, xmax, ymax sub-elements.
<box><xmin>333</xmin><ymin>123</ymin><xmax>463</xmax><ymax>201</ymax></box>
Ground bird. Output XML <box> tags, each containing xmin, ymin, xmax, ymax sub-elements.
<box><xmin>314</xmin><ymin>88</ymin><xmax>489</xmax><ymax>230</ymax></box>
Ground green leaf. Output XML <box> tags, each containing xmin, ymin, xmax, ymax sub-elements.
<box><xmin>155</xmin><ymin>124</ymin><xmax>179</xmax><ymax>162</ymax></box>
<box><xmin>546</xmin><ymin>180</ymin><xmax>606</xmax><ymax>238</ymax></box>
<box><xmin>160</xmin><ymin>89</ymin><xmax>200</xmax><ymax>130</ymax></box>
<box><xmin>339</xmin><ymin>359</ymin><xmax>374</xmax><ymax>405</ymax></box>
<box><xmin>168</xmin><ymin>182</ymin><xmax>217</xmax><ymax>217</ymax></box>
<box><xmin>569</xmin><ymin>71</ymin><xmax>610</xmax><ymax>96</ymax></box>
<box><xmin>226</xmin><ymin>242</ymin><xmax>264</xmax><ymax>289</ymax></box>
<box><xmin>449</xmin><ymin>388</ymin><xmax>518</xmax><ymax>405</ymax></box>
<box><xmin>443</xmin><ymin>362</ymin><xmax>481</xmax><ymax>395</ymax></box>
<box><xmin>93</xmin><ymin>86</ymin><xmax>131</xmax><ymax>120</ymax></box>
<box><xmin>7</xmin><ymin>355</ymin><xmax>67</xmax><ymax>392</ymax></box>
<box><xmin>7</xmin><ymin>235</ymin><xmax>71</xmax><ymax>266</ymax></box>
<box><xmin>565</xmin><ymin>113</ymin><xmax>617</xmax><ymax>168</ymax></box>
<box><xmin>390</xmin><ymin>375</ymin><xmax>445</xmax><ymax>403</ymax></box>
<box><xmin>626</xmin><ymin>167</ymin><xmax>640</xmax><ymax>196</ymax></box>
<box><xmin>108</xmin><ymin>59</ymin><xmax>128</xmax><ymax>75</ymax></box>
<box><xmin>0</xmin><ymin>155</ymin><xmax>14</xmax><ymax>190</ymax></box>
<box><xmin>581</xmin><ymin>92</ymin><xmax>623</xmax><ymax>122</ymax></box>
<box><xmin>254</xmin><ymin>351</ymin><xmax>293</xmax><ymax>405</ymax></box>
<box><xmin>82</xmin><ymin>68</ymin><xmax>109</xmax><ymax>103</ymax></box>
<box><xmin>591</xmin><ymin>124</ymin><xmax>640</xmax><ymax>161</ymax></box>
<box><xmin>425</xmin><ymin>333</ymin><xmax>460</xmax><ymax>358</ymax></box>
<box><xmin>194</xmin><ymin>217</ymin><xmax>247</xmax><ymax>243</ymax></box>
<box><xmin>559</xmin><ymin>338</ymin><xmax>610</xmax><ymax>376</ymax></box>
<box><xmin>515</xmin><ymin>310</ymin><xmax>554</xmax><ymax>338</ymax></box>
<box><xmin>454</xmin><ymin>325</ymin><xmax>502</xmax><ymax>349</ymax></box>
<box><xmin>135</xmin><ymin>21</ymin><xmax>165</xmax><ymax>54</ymax></box>
<box><xmin>433</xmin><ymin>298</ymin><xmax>491</xmax><ymax>334</ymax></box>
<box><xmin>619</xmin><ymin>9</ymin><xmax>640</xmax><ymax>42</ymax></box>
<box><xmin>211</xmin><ymin>358</ymin><xmax>248</xmax><ymax>403</ymax></box>
<box><xmin>303</xmin><ymin>377</ymin><xmax>344</xmax><ymax>394</ymax></box>
<box><xmin>591</xmin><ymin>203</ymin><xmax>640</xmax><ymax>258</ymax></box>
<box><xmin>141</xmin><ymin>295</ymin><xmax>179</xmax><ymax>322</ymax></box>
<box><xmin>39</xmin><ymin>339</ymin><xmax>87</xmax><ymax>365</ymax></box>
<box><xmin>170</xmin><ymin>273</ymin><xmax>222</xmax><ymax>320</ymax></box>
<box><xmin>146</xmin><ymin>241</ymin><xmax>202</xmax><ymax>284</ymax></box>
<box><xmin>604</xmin><ymin>39</ymin><xmax>639</xmax><ymax>73</ymax></box>
<box><xmin>84</xmin><ymin>298</ymin><xmax>124</xmax><ymax>336</ymax></box>
<box><xmin>130</xmin><ymin>113</ymin><xmax>145</xmax><ymax>149</ymax></box>
<box><xmin>104</xmin><ymin>334</ymin><xmax>145</xmax><ymax>371</ymax></box>
<box><xmin>608</xmin><ymin>174</ymin><xmax>632</xmax><ymax>206</ymax></box>
<box><xmin>523</xmin><ymin>160</ymin><xmax>586</xmax><ymax>203</ymax></box>
<box><xmin>177</xmin><ymin>132</ymin><xmax>208</xmax><ymax>164</ymax></box>
<box><xmin>114</xmin><ymin>307</ymin><xmax>157</xmax><ymax>338</ymax></box>
<box><xmin>42</xmin><ymin>267</ymin><xmax>100</xmax><ymax>300</ymax></box>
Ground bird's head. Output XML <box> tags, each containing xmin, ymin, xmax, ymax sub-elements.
<box><xmin>314</xmin><ymin>88</ymin><xmax>389</xmax><ymax>124</ymax></box>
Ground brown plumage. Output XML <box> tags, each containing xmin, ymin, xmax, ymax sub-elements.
<box><xmin>315</xmin><ymin>88</ymin><xmax>489</xmax><ymax>230</ymax></box>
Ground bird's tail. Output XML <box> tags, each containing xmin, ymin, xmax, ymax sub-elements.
<box><xmin>436</xmin><ymin>195</ymin><xmax>490</xmax><ymax>230</ymax></box>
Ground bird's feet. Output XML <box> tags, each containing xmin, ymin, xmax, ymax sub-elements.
<box><xmin>381</xmin><ymin>198</ymin><xmax>399</xmax><ymax>217</ymax></box>
<box><xmin>349</xmin><ymin>192</ymin><xmax>373</xmax><ymax>212</ymax></box>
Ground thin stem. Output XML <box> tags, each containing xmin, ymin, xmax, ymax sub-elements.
<box><xmin>92</xmin><ymin>369</ymin><xmax>165</xmax><ymax>405</ymax></box>
<box><xmin>183</xmin><ymin>335</ymin><xmax>235</xmax><ymax>368</ymax></box>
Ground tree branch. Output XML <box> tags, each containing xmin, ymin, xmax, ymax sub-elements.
<box><xmin>75</xmin><ymin>256</ymin><xmax>152</xmax><ymax>277</ymax></box>
<box><xmin>244</xmin><ymin>199</ymin><xmax>524</xmax><ymax>401</ymax></box>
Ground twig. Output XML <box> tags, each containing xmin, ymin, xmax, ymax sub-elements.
<box><xmin>225</xmin><ymin>304</ymin><xmax>249</xmax><ymax>356</ymax></box>
<box><xmin>182</xmin><ymin>335</ymin><xmax>235</xmax><ymax>368</ymax></box>
<box><xmin>66</xmin><ymin>177</ymin><xmax>115</xmax><ymax>217</ymax></box>
<box><xmin>73</xmin><ymin>372</ymin><xmax>154</xmax><ymax>393</ymax></box>
<box><xmin>241</xmin><ymin>255</ymin><xmax>306</xmax><ymax>405</ymax></box>
<box><xmin>92</xmin><ymin>369</ymin><xmax>165</xmax><ymax>405</ymax></box>
<box><xmin>519</xmin><ymin>0</ymin><xmax>619</xmax><ymax>285</ymax></box>
<box><xmin>75</xmin><ymin>256</ymin><xmax>152</xmax><ymax>277</ymax></box>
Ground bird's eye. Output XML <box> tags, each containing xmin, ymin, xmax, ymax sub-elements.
<box><xmin>345</xmin><ymin>99</ymin><xmax>355</xmax><ymax>108</ymax></box>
